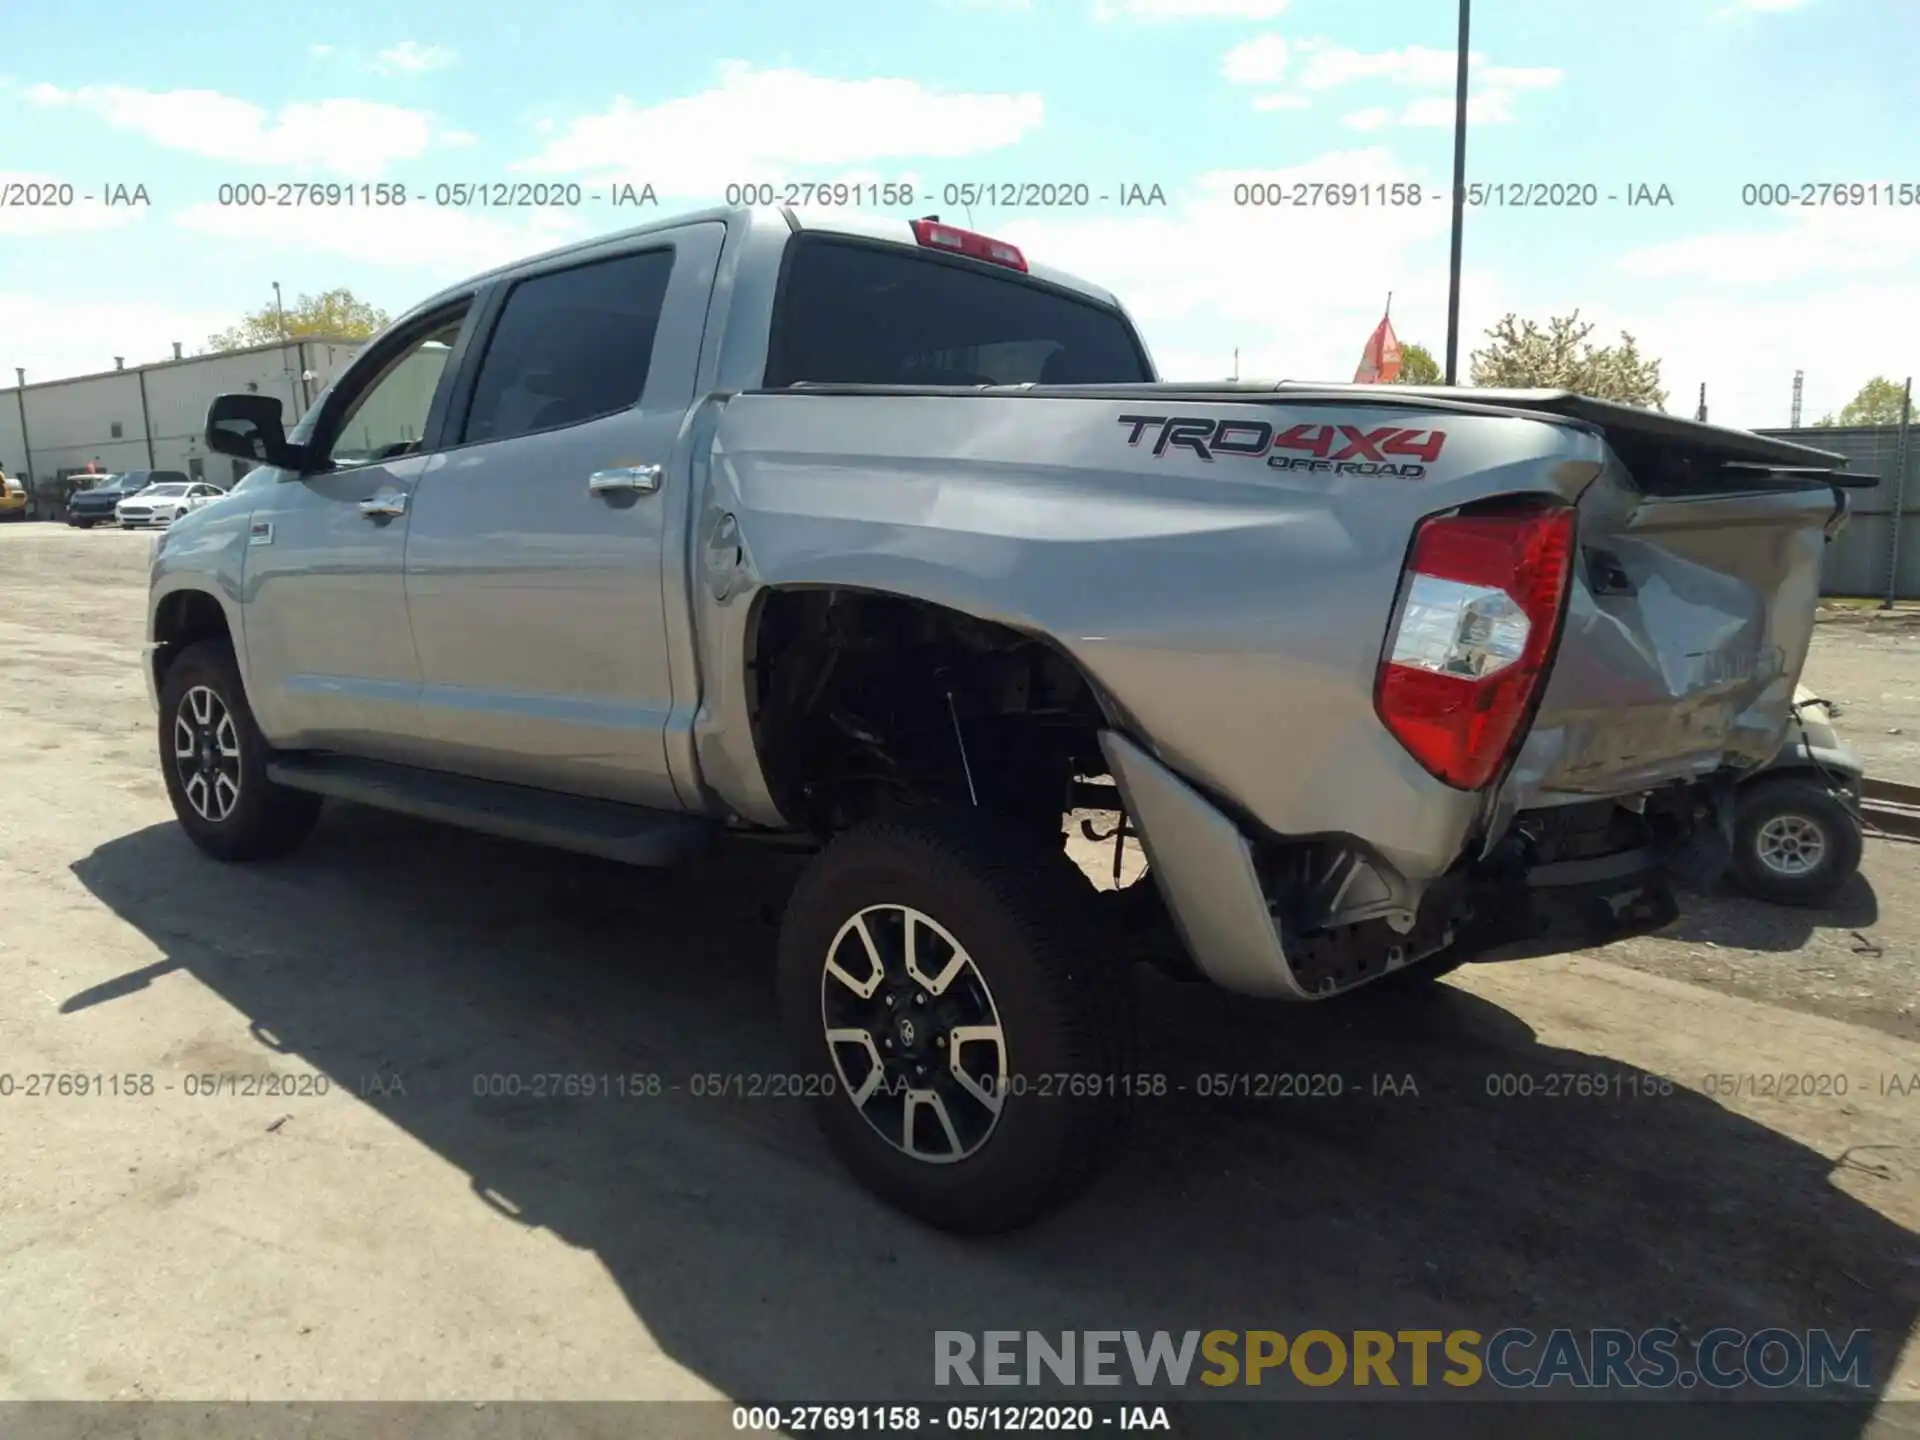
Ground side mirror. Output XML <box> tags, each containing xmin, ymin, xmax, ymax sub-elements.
<box><xmin>205</xmin><ymin>393</ymin><xmax>306</xmax><ymax>471</ymax></box>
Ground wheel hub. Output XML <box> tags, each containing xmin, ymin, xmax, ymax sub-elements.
<box><xmin>172</xmin><ymin>684</ymin><xmax>243</xmax><ymax>823</ymax></box>
<box><xmin>820</xmin><ymin>904</ymin><xmax>1008</xmax><ymax>1164</ymax></box>
<box><xmin>1756</xmin><ymin>812</ymin><xmax>1826</xmax><ymax>877</ymax></box>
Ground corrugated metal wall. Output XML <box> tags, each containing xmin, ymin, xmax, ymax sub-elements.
<box><xmin>1755</xmin><ymin>424</ymin><xmax>1917</xmax><ymax>601</ymax></box>
<box><xmin>0</xmin><ymin>340</ymin><xmax>363</xmax><ymax>512</ymax></box>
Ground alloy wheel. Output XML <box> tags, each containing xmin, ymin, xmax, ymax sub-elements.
<box><xmin>173</xmin><ymin>684</ymin><xmax>243</xmax><ymax>822</ymax></box>
<box><xmin>820</xmin><ymin>904</ymin><xmax>1008</xmax><ymax>1164</ymax></box>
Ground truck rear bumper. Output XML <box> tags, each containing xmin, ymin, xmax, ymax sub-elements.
<box><xmin>1101</xmin><ymin>730</ymin><xmax>1686</xmax><ymax>1000</ymax></box>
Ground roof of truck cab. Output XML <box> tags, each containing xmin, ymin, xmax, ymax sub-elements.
<box><xmin>398</xmin><ymin>205</ymin><xmax>1125</xmax><ymax>321</ymax></box>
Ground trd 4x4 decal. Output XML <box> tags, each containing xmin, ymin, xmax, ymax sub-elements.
<box><xmin>1117</xmin><ymin>414</ymin><xmax>1446</xmax><ymax>478</ymax></box>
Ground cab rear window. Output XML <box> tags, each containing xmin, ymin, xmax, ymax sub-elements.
<box><xmin>765</xmin><ymin>236</ymin><xmax>1151</xmax><ymax>388</ymax></box>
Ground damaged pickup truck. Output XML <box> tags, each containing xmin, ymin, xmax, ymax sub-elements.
<box><xmin>148</xmin><ymin>205</ymin><xmax>1863</xmax><ymax>1232</ymax></box>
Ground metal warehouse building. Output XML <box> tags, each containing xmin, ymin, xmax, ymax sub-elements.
<box><xmin>0</xmin><ymin>338</ymin><xmax>364</xmax><ymax>518</ymax></box>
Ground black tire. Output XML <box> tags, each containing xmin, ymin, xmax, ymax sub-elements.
<box><xmin>1731</xmin><ymin>774</ymin><xmax>1861</xmax><ymax>907</ymax></box>
<box><xmin>158</xmin><ymin>639</ymin><xmax>322</xmax><ymax>862</ymax></box>
<box><xmin>777</xmin><ymin>809</ymin><xmax>1136</xmax><ymax>1234</ymax></box>
<box><xmin>70</xmin><ymin>517</ymin><xmax>93</xmax><ymax>529</ymax></box>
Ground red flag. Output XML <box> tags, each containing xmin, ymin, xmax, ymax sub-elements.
<box><xmin>1353</xmin><ymin>314</ymin><xmax>1403</xmax><ymax>384</ymax></box>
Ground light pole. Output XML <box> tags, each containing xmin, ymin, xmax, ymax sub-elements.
<box><xmin>13</xmin><ymin>367</ymin><xmax>35</xmax><ymax>515</ymax></box>
<box><xmin>1443</xmin><ymin>0</ymin><xmax>1471</xmax><ymax>385</ymax></box>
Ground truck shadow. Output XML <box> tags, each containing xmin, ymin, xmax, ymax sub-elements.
<box><xmin>68</xmin><ymin>809</ymin><xmax>1916</xmax><ymax>1434</ymax></box>
<box><xmin>1653</xmin><ymin>868</ymin><xmax>1881</xmax><ymax>952</ymax></box>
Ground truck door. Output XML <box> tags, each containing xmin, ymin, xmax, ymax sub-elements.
<box><xmin>239</xmin><ymin>300</ymin><xmax>475</xmax><ymax>755</ymax></box>
<box><xmin>401</xmin><ymin>221</ymin><xmax>724</xmax><ymax>810</ymax></box>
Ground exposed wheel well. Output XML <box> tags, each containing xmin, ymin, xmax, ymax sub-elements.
<box><xmin>747</xmin><ymin>589</ymin><xmax>1119</xmax><ymax>847</ymax></box>
<box><xmin>152</xmin><ymin>590</ymin><xmax>233</xmax><ymax>688</ymax></box>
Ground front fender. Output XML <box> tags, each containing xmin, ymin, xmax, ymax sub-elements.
<box><xmin>145</xmin><ymin>505</ymin><xmax>258</xmax><ymax>709</ymax></box>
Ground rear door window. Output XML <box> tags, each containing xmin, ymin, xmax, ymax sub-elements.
<box><xmin>765</xmin><ymin>237</ymin><xmax>1151</xmax><ymax>387</ymax></box>
<box><xmin>458</xmin><ymin>249</ymin><xmax>676</xmax><ymax>446</ymax></box>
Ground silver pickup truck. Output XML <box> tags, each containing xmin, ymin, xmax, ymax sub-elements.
<box><xmin>149</xmin><ymin>205</ymin><xmax>1860</xmax><ymax>1233</ymax></box>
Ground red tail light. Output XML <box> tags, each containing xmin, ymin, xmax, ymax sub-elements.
<box><xmin>909</xmin><ymin>217</ymin><xmax>1027</xmax><ymax>272</ymax></box>
<box><xmin>1374</xmin><ymin>501</ymin><xmax>1576</xmax><ymax>790</ymax></box>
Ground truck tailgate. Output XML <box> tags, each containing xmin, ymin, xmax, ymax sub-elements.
<box><xmin>1495</xmin><ymin>418</ymin><xmax>1855</xmax><ymax>814</ymax></box>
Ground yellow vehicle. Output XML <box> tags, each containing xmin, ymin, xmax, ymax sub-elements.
<box><xmin>0</xmin><ymin>471</ymin><xmax>29</xmax><ymax>521</ymax></box>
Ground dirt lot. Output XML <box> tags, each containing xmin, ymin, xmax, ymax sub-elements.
<box><xmin>2</xmin><ymin>523</ymin><xmax>1919</xmax><ymax>1432</ymax></box>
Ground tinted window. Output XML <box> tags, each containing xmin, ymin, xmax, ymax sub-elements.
<box><xmin>765</xmin><ymin>238</ymin><xmax>1150</xmax><ymax>388</ymax></box>
<box><xmin>144</xmin><ymin>485</ymin><xmax>189</xmax><ymax>497</ymax></box>
<box><xmin>151</xmin><ymin>470</ymin><xmax>189</xmax><ymax>485</ymax></box>
<box><xmin>328</xmin><ymin>314</ymin><xmax>464</xmax><ymax>468</ymax></box>
<box><xmin>460</xmin><ymin>249</ymin><xmax>676</xmax><ymax>446</ymax></box>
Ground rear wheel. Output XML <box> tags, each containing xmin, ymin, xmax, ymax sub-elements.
<box><xmin>1731</xmin><ymin>774</ymin><xmax>1861</xmax><ymax>907</ymax></box>
<box><xmin>777</xmin><ymin>809</ymin><xmax>1135</xmax><ymax>1234</ymax></box>
<box><xmin>158</xmin><ymin>640</ymin><xmax>322</xmax><ymax>862</ymax></box>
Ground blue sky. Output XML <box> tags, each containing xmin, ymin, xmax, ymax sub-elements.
<box><xmin>2</xmin><ymin>0</ymin><xmax>1915</xmax><ymax>425</ymax></box>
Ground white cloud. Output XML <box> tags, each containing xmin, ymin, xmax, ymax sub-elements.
<box><xmin>1296</xmin><ymin>42</ymin><xmax>1461</xmax><ymax>89</ymax></box>
<box><xmin>1342</xmin><ymin>91</ymin><xmax>1521</xmax><ymax>129</ymax></box>
<box><xmin>0</xmin><ymin>293</ymin><xmax>237</xmax><ymax>380</ymax></box>
<box><xmin>309</xmin><ymin>44</ymin><xmax>334</xmax><ymax>58</ymax></box>
<box><xmin>1289</xmin><ymin>42</ymin><xmax>1562</xmax><ymax>96</ymax></box>
<box><xmin>1094</xmin><ymin>0</ymin><xmax>1289</xmax><ymax>18</ymax></box>
<box><xmin>174</xmin><ymin>201</ymin><xmax>590</xmax><ymax>272</ymax></box>
<box><xmin>1252</xmin><ymin>93</ymin><xmax>1310</xmax><ymax>111</ymax></box>
<box><xmin>1714</xmin><ymin>0</ymin><xmax>1811</xmax><ymax>16</ymax></box>
<box><xmin>375</xmin><ymin>41</ymin><xmax>458</xmax><ymax>74</ymax></box>
<box><xmin>991</xmin><ymin>150</ymin><xmax>1475</xmax><ymax>384</ymax></box>
<box><xmin>1220</xmin><ymin>35</ymin><xmax>1288</xmax><ymax>85</ymax></box>
<box><xmin>1340</xmin><ymin>107</ymin><xmax>1396</xmax><ymax>132</ymax></box>
<box><xmin>512</xmin><ymin>63</ymin><xmax>1044</xmax><ymax>198</ymax></box>
<box><xmin>1400</xmin><ymin>90</ymin><xmax>1522</xmax><ymax>126</ymax></box>
<box><xmin>20</xmin><ymin>85</ymin><xmax>446</xmax><ymax>179</ymax></box>
<box><xmin>1237</xmin><ymin>41</ymin><xmax>1559</xmax><ymax>122</ymax></box>
<box><xmin>0</xmin><ymin>174</ymin><xmax>150</xmax><ymax>236</ymax></box>
<box><xmin>1478</xmin><ymin>64</ymin><xmax>1563</xmax><ymax>90</ymax></box>
<box><xmin>1617</xmin><ymin>207</ymin><xmax>1920</xmax><ymax>286</ymax></box>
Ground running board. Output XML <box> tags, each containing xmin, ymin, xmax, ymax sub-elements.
<box><xmin>265</xmin><ymin>754</ymin><xmax>721</xmax><ymax>867</ymax></box>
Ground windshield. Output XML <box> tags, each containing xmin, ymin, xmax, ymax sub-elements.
<box><xmin>765</xmin><ymin>236</ymin><xmax>1151</xmax><ymax>387</ymax></box>
<box><xmin>140</xmin><ymin>484</ymin><xmax>190</xmax><ymax>497</ymax></box>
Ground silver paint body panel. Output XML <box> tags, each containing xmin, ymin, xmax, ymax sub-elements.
<box><xmin>147</xmin><ymin>206</ymin><xmax>1850</xmax><ymax>997</ymax></box>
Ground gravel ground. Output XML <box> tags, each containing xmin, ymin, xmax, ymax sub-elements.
<box><xmin>1</xmin><ymin>523</ymin><xmax>1917</xmax><ymax>1433</ymax></box>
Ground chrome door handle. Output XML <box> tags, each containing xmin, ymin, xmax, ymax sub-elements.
<box><xmin>588</xmin><ymin>465</ymin><xmax>661</xmax><ymax>496</ymax></box>
<box><xmin>359</xmin><ymin>492</ymin><xmax>407</xmax><ymax>518</ymax></box>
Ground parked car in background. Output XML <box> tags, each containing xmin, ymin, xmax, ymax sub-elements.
<box><xmin>0</xmin><ymin>471</ymin><xmax>27</xmax><ymax>521</ymax></box>
<box><xmin>116</xmin><ymin>480</ymin><xmax>227</xmax><ymax>530</ymax></box>
<box><xmin>67</xmin><ymin>471</ymin><xmax>188</xmax><ymax>528</ymax></box>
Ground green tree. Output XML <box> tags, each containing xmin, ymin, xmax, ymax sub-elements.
<box><xmin>1468</xmin><ymin>310</ymin><xmax>1667</xmax><ymax>409</ymax></box>
<box><xmin>1813</xmin><ymin>376</ymin><xmax>1911</xmax><ymax>427</ymax></box>
<box><xmin>1391</xmin><ymin>341</ymin><xmax>1442</xmax><ymax>385</ymax></box>
<box><xmin>206</xmin><ymin>287</ymin><xmax>390</xmax><ymax>352</ymax></box>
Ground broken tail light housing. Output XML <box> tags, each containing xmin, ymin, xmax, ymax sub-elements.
<box><xmin>909</xmin><ymin>217</ymin><xmax>1028</xmax><ymax>272</ymax></box>
<box><xmin>1374</xmin><ymin>500</ymin><xmax>1576</xmax><ymax>790</ymax></box>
